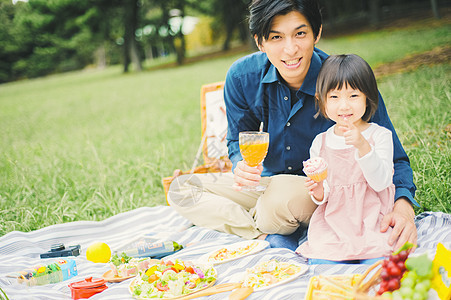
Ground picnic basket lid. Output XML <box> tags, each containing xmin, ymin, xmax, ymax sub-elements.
<box><xmin>200</xmin><ymin>81</ymin><xmax>230</xmax><ymax>165</ymax></box>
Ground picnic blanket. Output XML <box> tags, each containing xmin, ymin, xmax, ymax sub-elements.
<box><xmin>0</xmin><ymin>206</ymin><xmax>450</xmax><ymax>300</ymax></box>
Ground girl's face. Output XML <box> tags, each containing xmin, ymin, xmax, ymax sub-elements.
<box><xmin>257</xmin><ymin>11</ymin><xmax>321</xmax><ymax>90</ymax></box>
<box><xmin>325</xmin><ymin>85</ymin><xmax>368</xmax><ymax>132</ymax></box>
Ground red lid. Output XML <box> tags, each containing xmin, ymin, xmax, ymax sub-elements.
<box><xmin>69</xmin><ymin>277</ymin><xmax>106</xmax><ymax>289</ymax></box>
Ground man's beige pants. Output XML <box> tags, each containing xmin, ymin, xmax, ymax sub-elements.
<box><xmin>167</xmin><ymin>172</ymin><xmax>317</xmax><ymax>240</ymax></box>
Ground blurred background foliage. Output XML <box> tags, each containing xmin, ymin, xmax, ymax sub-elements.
<box><xmin>0</xmin><ymin>0</ymin><xmax>446</xmax><ymax>83</ymax></box>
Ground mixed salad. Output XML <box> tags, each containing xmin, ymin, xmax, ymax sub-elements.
<box><xmin>110</xmin><ymin>252</ymin><xmax>155</xmax><ymax>278</ymax></box>
<box><xmin>241</xmin><ymin>259</ymin><xmax>304</xmax><ymax>289</ymax></box>
<box><xmin>130</xmin><ymin>259</ymin><xmax>216</xmax><ymax>298</ymax></box>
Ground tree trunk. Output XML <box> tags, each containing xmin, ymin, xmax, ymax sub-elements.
<box><xmin>95</xmin><ymin>44</ymin><xmax>106</xmax><ymax>70</ymax></box>
<box><xmin>222</xmin><ymin>21</ymin><xmax>234</xmax><ymax>51</ymax></box>
<box><xmin>324</xmin><ymin>0</ymin><xmax>335</xmax><ymax>28</ymax></box>
<box><xmin>174</xmin><ymin>1</ymin><xmax>186</xmax><ymax>65</ymax></box>
<box><xmin>430</xmin><ymin>0</ymin><xmax>441</xmax><ymax>19</ymax></box>
<box><xmin>123</xmin><ymin>0</ymin><xmax>142</xmax><ymax>73</ymax></box>
<box><xmin>369</xmin><ymin>0</ymin><xmax>381</xmax><ymax>28</ymax></box>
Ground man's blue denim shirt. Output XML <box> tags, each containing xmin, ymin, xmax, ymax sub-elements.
<box><xmin>224</xmin><ymin>48</ymin><xmax>418</xmax><ymax>206</ymax></box>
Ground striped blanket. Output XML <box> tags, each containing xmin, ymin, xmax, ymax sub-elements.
<box><xmin>0</xmin><ymin>206</ymin><xmax>449</xmax><ymax>300</ymax></box>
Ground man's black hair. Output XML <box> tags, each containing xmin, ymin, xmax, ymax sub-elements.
<box><xmin>249</xmin><ymin>0</ymin><xmax>322</xmax><ymax>45</ymax></box>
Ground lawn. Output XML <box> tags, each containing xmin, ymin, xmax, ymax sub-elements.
<box><xmin>0</xmin><ymin>19</ymin><xmax>450</xmax><ymax>235</ymax></box>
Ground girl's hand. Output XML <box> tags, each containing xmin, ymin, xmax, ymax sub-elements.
<box><xmin>232</xmin><ymin>160</ymin><xmax>263</xmax><ymax>191</ymax></box>
<box><xmin>305</xmin><ymin>177</ymin><xmax>324</xmax><ymax>202</ymax></box>
<box><xmin>339</xmin><ymin>119</ymin><xmax>371</xmax><ymax>157</ymax></box>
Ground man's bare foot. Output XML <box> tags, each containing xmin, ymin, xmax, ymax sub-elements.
<box><xmin>256</xmin><ymin>234</ymin><xmax>268</xmax><ymax>240</ymax></box>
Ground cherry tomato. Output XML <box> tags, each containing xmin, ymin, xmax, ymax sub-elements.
<box><xmin>185</xmin><ymin>266</ymin><xmax>195</xmax><ymax>274</ymax></box>
<box><xmin>156</xmin><ymin>282</ymin><xmax>169</xmax><ymax>291</ymax></box>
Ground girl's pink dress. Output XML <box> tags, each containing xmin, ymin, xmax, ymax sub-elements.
<box><xmin>297</xmin><ymin>133</ymin><xmax>395</xmax><ymax>261</ymax></box>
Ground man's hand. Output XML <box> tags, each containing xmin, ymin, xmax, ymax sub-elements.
<box><xmin>232</xmin><ymin>160</ymin><xmax>263</xmax><ymax>191</ymax></box>
<box><xmin>381</xmin><ymin>197</ymin><xmax>417</xmax><ymax>250</ymax></box>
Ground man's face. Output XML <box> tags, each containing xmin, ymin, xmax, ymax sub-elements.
<box><xmin>257</xmin><ymin>11</ymin><xmax>321</xmax><ymax>90</ymax></box>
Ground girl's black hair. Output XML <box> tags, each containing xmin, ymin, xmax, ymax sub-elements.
<box><xmin>249</xmin><ymin>0</ymin><xmax>322</xmax><ymax>45</ymax></box>
<box><xmin>316</xmin><ymin>54</ymin><xmax>379</xmax><ymax>122</ymax></box>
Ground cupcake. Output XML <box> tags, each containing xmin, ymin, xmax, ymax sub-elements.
<box><xmin>303</xmin><ymin>157</ymin><xmax>328</xmax><ymax>182</ymax></box>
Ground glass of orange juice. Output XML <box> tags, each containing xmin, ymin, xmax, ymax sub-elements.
<box><xmin>239</xmin><ymin>131</ymin><xmax>269</xmax><ymax>191</ymax></box>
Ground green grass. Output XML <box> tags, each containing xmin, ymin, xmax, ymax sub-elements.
<box><xmin>318</xmin><ymin>18</ymin><xmax>451</xmax><ymax>67</ymax></box>
<box><xmin>1</xmin><ymin>21</ymin><xmax>450</xmax><ymax>235</ymax></box>
<box><xmin>379</xmin><ymin>64</ymin><xmax>451</xmax><ymax>213</ymax></box>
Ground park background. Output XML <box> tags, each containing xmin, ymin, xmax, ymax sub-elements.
<box><xmin>0</xmin><ymin>0</ymin><xmax>450</xmax><ymax>235</ymax></box>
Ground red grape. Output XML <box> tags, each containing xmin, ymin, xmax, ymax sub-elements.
<box><xmin>390</xmin><ymin>253</ymin><xmax>400</xmax><ymax>263</ymax></box>
<box><xmin>380</xmin><ymin>269</ymin><xmax>390</xmax><ymax>280</ymax></box>
<box><xmin>397</xmin><ymin>261</ymin><xmax>406</xmax><ymax>271</ymax></box>
<box><xmin>398</xmin><ymin>250</ymin><xmax>408</xmax><ymax>261</ymax></box>
<box><xmin>387</xmin><ymin>278</ymin><xmax>400</xmax><ymax>291</ymax></box>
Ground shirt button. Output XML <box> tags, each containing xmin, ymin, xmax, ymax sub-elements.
<box><xmin>288</xmin><ymin>166</ymin><xmax>292</xmax><ymax>170</ymax></box>
<box><xmin>284</xmin><ymin>96</ymin><xmax>288</xmax><ymax>101</ymax></box>
<box><xmin>286</xmin><ymin>122</ymin><xmax>291</xmax><ymax>127</ymax></box>
<box><xmin>286</xmin><ymin>146</ymin><xmax>291</xmax><ymax>150</ymax></box>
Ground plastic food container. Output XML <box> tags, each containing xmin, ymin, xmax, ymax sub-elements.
<box><xmin>68</xmin><ymin>277</ymin><xmax>108</xmax><ymax>299</ymax></box>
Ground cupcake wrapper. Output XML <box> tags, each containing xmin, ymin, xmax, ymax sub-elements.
<box><xmin>304</xmin><ymin>169</ymin><xmax>328</xmax><ymax>182</ymax></box>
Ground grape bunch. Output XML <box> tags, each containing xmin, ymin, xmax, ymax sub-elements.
<box><xmin>379</xmin><ymin>253</ymin><xmax>433</xmax><ymax>300</ymax></box>
<box><xmin>377</xmin><ymin>250</ymin><xmax>409</xmax><ymax>295</ymax></box>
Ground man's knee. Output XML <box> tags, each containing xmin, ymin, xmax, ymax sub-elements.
<box><xmin>254</xmin><ymin>174</ymin><xmax>316</xmax><ymax>233</ymax></box>
<box><xmin>167</xmin><ymin>174</ymin><xmax>204</xmax><ymax>208</ymax></box>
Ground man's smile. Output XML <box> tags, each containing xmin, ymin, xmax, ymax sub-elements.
<box><xmin>282</xmin><ymin>57</ymin><xmax>302</xmax><ymax>68</ymax></box>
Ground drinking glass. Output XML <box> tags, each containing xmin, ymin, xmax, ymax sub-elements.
<box><xmin>239</xmin><ymin>131</ymin><xmax>269</xmax><ymax>191</ymax></box>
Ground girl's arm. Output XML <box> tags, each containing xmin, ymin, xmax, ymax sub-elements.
<box><xmin>307</xmin><ymin>134</ymin><xmax>329</xmax><ymax>203</ymax></box>
<box><xmin>357</xmin><ymin>125</ymin><xmax>394</xmax><ymax>192</ymax></box>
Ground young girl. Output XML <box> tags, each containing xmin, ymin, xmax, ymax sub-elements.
<box><xmin>295</xmin><ymin>54</ymin><xmax>395</xmax><ymax>264</ymax></box>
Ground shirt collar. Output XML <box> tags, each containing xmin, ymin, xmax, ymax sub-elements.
<box><xmin>260</xmin><ymin>49</ymin><xmax>322</xmax><ymax>96</ymax></box>
<box><xmin>261</xmin><ymin>63</ymin><xmax>279</xmax><ymax>84</ymax></box>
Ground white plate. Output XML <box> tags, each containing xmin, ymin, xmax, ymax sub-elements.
<box><xmin>236</xmin><ymin>260</ymin><xmax>308</xmax><ymax>292</ymax></box>
<box><xmin>198</xmin><ymin>240</ymin><xmax>269</xmax><ymax>265</ymax></box>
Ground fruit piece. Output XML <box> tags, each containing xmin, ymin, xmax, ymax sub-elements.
<box><xmin>400</xmin><ymin>276</ymin><xmax>415</xmax><ymax>288</ymax></box>
<box><xmin>86</xmin><ymin>242</ymin><xmax>111</xmax><ymax>263</ymax></box>
<box><xmin>399</xmin><ymin>286</ymin><xmax>413</xmax><ymax>298</ymax></box>
<box><xmin>405</xmin><ymin>254</ymin><xmax>433</xmax><ymax>279</ymax></box>
<box><xmin>381</xmin><ymin>269</ymin><xmax>390</xmax><ymax>280</ymax></box>
<box><xmin>387</xmin><ymin>278</ymin><xmax>400</xmax><ymax>291</ymax></box>
<box><xmin>397</xmin><ymin>261</ymin><xmax>406</xmax><ymax>271</ymax></box>
<box><xmin>398</xmin><ymin>250</ymin><xmax>408</xmax><ymax>261</ymax></box>
<box><xmin>388</xmin><ymin>265</ymin><xmax>401</xmax><ymax>277</ymax></box>
<box><xmin>391</xmin><ymin>290</ymin><xmax>403</xmax><ymax>300</ymax></box>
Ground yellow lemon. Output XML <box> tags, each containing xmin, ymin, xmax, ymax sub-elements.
<box><xmin>86</xmin><ymin>242</ymin><xmax>111</xmax><ymax>263</ymax></box>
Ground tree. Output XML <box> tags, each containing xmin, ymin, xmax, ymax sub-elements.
<box><xmin>209</xmin><ymin>0</ymin><xmax>251</xmax><ymax>51</ymax></box>
<box><xmin>123</xmin><ymin>0</ymin><xmax>142</xmax><ymax>72</ymax></box>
